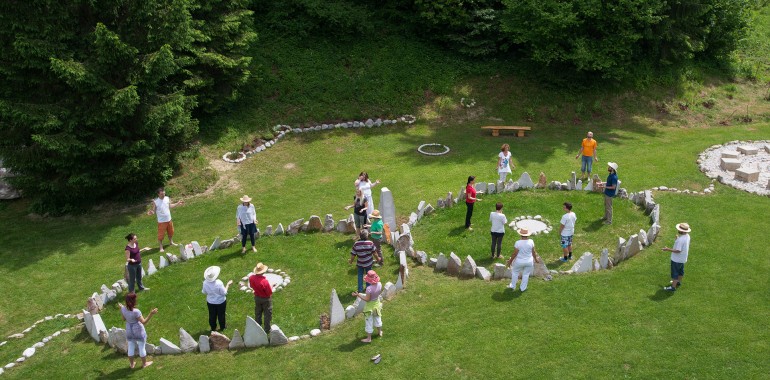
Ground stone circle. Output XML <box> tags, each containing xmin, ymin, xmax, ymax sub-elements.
<box><xmin>698</xmin><ymin>140</ymin><xmax>770</xmax><ymax>196</ymax></box>
<box><xmin>417</xmin><ymin>143</ymin><xmax>450</xmax><ymax>156</ymax></box>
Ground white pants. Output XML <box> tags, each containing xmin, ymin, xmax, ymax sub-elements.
<box><xmin>127</xmin><ymin>339</ymin><xmax>147</xmax><ymax>357</ymax></box>
<box><xmin>364</xmin><ymin>313</ymin><xmax>382</xmax><ymax>334</ymax></box>
<box><xmin>499</xmin><ymin>171</ymin><xmax>510</xmax><ymax>183</ymax></box>
<box><xmin>365</xmin><ymin>194</ymin><xmax>374</xmax><ymax>215</ymax></box>
<box><xmin>510</xmin><ymin>260</ymin><xmax>534</xmax><ymax>291</ymax></box>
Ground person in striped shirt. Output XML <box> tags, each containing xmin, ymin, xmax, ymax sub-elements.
<box><xmin>349</xmin><ymin>230</ymin><xmax>380</xmax><ymax>292</ymax></box>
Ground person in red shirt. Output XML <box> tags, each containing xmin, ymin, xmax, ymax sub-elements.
<box><xmin>465</xmin><ymin>176</ymin><xmax>481</xmax><ymax>230</ymax></box>
<box><xmin>248</xmin><ymin>262</ymin><xmax>273</xmax><ymax>333</ymax></box>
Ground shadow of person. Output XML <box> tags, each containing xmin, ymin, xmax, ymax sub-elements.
<box><xmin>447</xmin><ymin>225</ymin><xmax>468</xmax><ymax>237</ymax></box>
<box><xmin>216</xmin><ymin>249</ymin><xmax>246</xmax><ymax>263</ymax></box>
<box><xmin>94</xmin><ymin>366</ymin><xmax>134</xmax><ymax>379</ymax></box>
<box><xmin>583</xmin><ymin>219</ymin><xmax>605</xmax><ymax>233</ymax></box>
<box><xmin>648</xmin><ymin>287</ymin><xmax>676</xmax><ymax>302</ymax></box>
<box><xmin>336</xmin><ymin>338</ymin><xmax>369</xmax><ymax>352</ymax></box>
<box><xmin>491</xmin><ymin>288</ymin><xmax>522</xmax><ymax>302</ymax></box>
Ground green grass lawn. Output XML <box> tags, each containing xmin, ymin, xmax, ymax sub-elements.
<box><xmin>2</xmin><ymin>10</ymin><xmax>770</xmax><ymax>378</ymax></box>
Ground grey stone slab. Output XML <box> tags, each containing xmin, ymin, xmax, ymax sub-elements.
<box><xmin>459</xmin><ymin>255</ymin><xmax>477</xmax><ymax>279</ymax></box>
<box><xmin>324</xmin><ymin>214</ymin><xmax>335</xmax><ymax>232</ymax></box>
<box><xmin>147</xmin><ymin>259</ymin><xmax>157</xmax><ymax>276</ymax></box>
<box><xmin>330</xmin><ymin>289</ymin><xmax>345</xmax><ymax>328</ymax></box>
<box><xmin>487</xmin><ymin>183</ymin><xmax>497</xmax><ymax>194</ymax></box>
<box><xmin>179</xmin><ymin>328</ymin><xmax>198</xmax><ymax>353</ymax></box>
<box><xmin>517</xmin><ymin>172</ymin><xmax>535</xmax><ymax>189</ymax></box>
<box><xmin>228</xmin><ymin>329</ymin><xmax>245</xmax><ymax>350</ymax></box>
<box><xmin>428</xmin><ymin>257</ymin><xmax>437</xmax><ymax>267</ymax></box>
<box><xmin>646</xmin><ymin>224</ymin><xmax>660</xmax><ymax>246</ymax></box>
<box><xmin>382</xmin><ymin>282</ymin><xmax>396</xmax><ymax>300</ymax></box>
<box><xmin>600</xmin><ymin>248</ymin><xmax>609</xmax><ymax>269</ymax></box>
<box><xmin>209</xmin><ymin>331</ymin><xmax>230</xmax><ymax>351</ymax></box>
<box><xmin>159</xmin><ymin>255</ymin><xmax>168</xmax><ymax>269</ymax></box>
<box><xmin>269</xmin><ymin>325</ymin><xmax>289</xmax><ymax>346</ymax></box>
<box><xmin>192</xmin><ymin>241</ymin><xmax>203</xmax><ymax>256</ymax></box>
<box><xmin>244</xmin><ymin>316</ymin><xmax>269</xmax><ymax>347</ymax></box>
<box><xmin>569</xmin><ymin>252</ymin><xmax>593</xmax><ymax>273</ymax></box>
<box><xmin>638</xmin><ymin>229</ymin><xmax>648</xmax><ymax>247</ymax></box>
<box><xmin>416</xmin><ymin>251</ymin><xmax>428</xmax><ymax>265</ymax></box>
<box><xmin>475</xmin><ymin>267</ymin><xmax>491</xmax><ymax>281</ymax></box>
<box><xmin>379</xmin><ymin>187</ymin><xmax>397</xmax><ymax>233</ymax></box>
<box><xmin>210</xmin><ymin>237</ymin><xmax>221</xmax><ymax>251</ymax></box>
<box><xmin>198</xmin><ymin>335</ymin><xmax>210</xmax><ymax>353</ymax></box>
<box><xmin>624</xmin><ymin>234</ymin><xmax>642</xmax><ymax>259</ymax></box>
<box><xmin>435</xmin><ymin>253</ymin><xmax>448</xmax><ymax>272</ymax></box>
<box><xmin>475</xmin><ymin>182</ymin><xmax>488</xmax><ymax>194</ymax></box>
<box><xmin>275</xmin><ymin>223</ymin><xmax>284</xmax><ymax>235</ymax></box>
<box><xmin>159</xmin><ymin>337</ymin><xmax>182</xmax><ymax>354</ymax></box>
<box><xmin>265</xmin><ymin>225</ymin><xmax>273</xmax><ymax>235</ymax></box>
<box><xmin>614</xmin><ymin>237</ymin><xmax>627</xmax><ymax>264</ymax></box>
<box><xmin>287</xmin><ymin>218</ymin><xmax>305</xmax><ymax>235</ymax></box>
<box><xmin>446</xmin><ymin>252</ymin><xmax>462</xmax><ymax>276</ymax></box>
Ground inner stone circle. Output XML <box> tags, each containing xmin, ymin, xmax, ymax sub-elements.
<box><xmin>511</xmin><ymin>219</ymin><xmax>549</xmax><ymax>234</ymax></box>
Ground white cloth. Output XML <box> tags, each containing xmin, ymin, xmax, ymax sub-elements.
<box><xmin>365</xmin><ymin>313</ymin><xmax>382</xmax><ymax>334</ymax></box>
<box><xmin>498</xmin><ymin>152</ymin><xmax>512</xmax><ymax>173</ymax></box>
<box><xmin>236</xmin><ymin>204</ymin><xmax>257</xmax><ymax>225</ymax></box>
<box><xmin>153</xmin><ymin>197</ymin><xmax>172</xmax><ymax>223</ymax></box>
<box><xmin>127</xmin><ymin>339</ymin><xmax>147</xmax><ymax>358</ymax></box>
<box><xmin>202</xmin><ymin>279</ymin><xmax>227</xmax><ymax>304</ymax></box>
<box><xmin>357</xmin><ymin>180</ymin><xmax>373</xmax><ymax>197</ymax></box>
<box><xmin>514</xmin><ymin>239</ymin><xmax>535</xmax><ymax>263</ymax></box>
<box><xmin>560</xmin><ymin>212</ymin><xmax>577</xmax><ymax>236</ymax></box>
<box><xmin>671</xmin><ymin>234</ymin><xmax>690</xmax><ymax>263</ymax></box>
<box><xmin>510</xmin><ymin>260</ymin><xmax>534</xmax><ymax>291</ymax></box>
<box><xmin>489</xmin><ymin>212</ymin><xmax>508</xmax><ymax>233</ymax></box>
<box><xmin>499</xmin><ymin>172</ymin><xmax>509</xmax><ymax>183</ymax></box>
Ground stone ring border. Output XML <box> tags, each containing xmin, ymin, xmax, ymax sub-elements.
<box><xmin>508</xmin><ymin>215</ymin><xmax>553</xmax><ymax>235</ymax></box>
<box><xmin>417</xmin><ymin>143</ymin><xmax>450</xmax><ymax>156</ymax></box>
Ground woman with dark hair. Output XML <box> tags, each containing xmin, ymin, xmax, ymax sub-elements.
<box><xmin>119</xmin><ymin>293</ymin><xmax>158</xmax><ymax>369</ymax></box>
<box><xmin>355</xmin><ymin>171</ymin><xmax>381</xmax><ymax>216</ymax></box>
<box><xmin>344</xmin><ymin>189</ymin><xmax>369</xmax><ymax>229</ymax></box>
<box><xmin>124</xmin><ymin>233</ymin><xmax>151</xmax><ymax>293</ymax></box>
<box><xmin>465</xmin><ymin>176</ymin><xmax>481</xmax><ymax>230</ymax></box>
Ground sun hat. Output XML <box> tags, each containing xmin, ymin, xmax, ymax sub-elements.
<box><xmin>518</xmin><ymin>228</ymin><xmax>532</xmax><ymax>237</ymax></box>
<box><xmin>253</xmin><ymin>262</ymin><xmax>268</xmax><ymax>275</ymax></box>
<box><xmin>676</xmin><ymin>223</ymin><xmax>691</xmax><ymax>233</ymax></box>
<box><xmin>204</xmin><ymin>266</ymin><xmax>221</xmax><ymax>282</ymax></box>
<box><xmin>369</xmin><ymin>210</ymin><xmax>382</xmax><ymax>219</ymax></box>
<box><xmin>363</xmin><ymin>270</ymin><xmax>380</xmax><ymax>284</ymax></box>
<box><xmin>608</xmin><ymin>162</ymin><xmax>618</xmax><ymax>171</ymax></box>
<box><xmin>240</xmin><ymin>195</ymin><xmax>252</xmax><ymax>203</ymax></box>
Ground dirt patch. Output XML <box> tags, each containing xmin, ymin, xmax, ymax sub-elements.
<box><xmin>284</xmin><ymin>163</ymin><xmax>296</xmax><ymax>170</ymax></box>
<box><xmin>210</xmin><ymin>158</ymin><xmax>237</xmax><ymax>172</ymax></box>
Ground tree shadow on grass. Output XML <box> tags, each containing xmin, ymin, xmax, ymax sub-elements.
<box><xmin>490</xmin><ymin>288</ymin><xmax>522</xmax><ymax>302</ymax></box>
<box><xmin>648</xmin><ymin>288</ymin><xmax>676</xmax><ymax>302</ymax></box>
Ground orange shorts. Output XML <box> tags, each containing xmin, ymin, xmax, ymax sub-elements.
<box><xmin>157</xmin><ymin>221</ymin><xmax>174</xmax><ymax>241</ymax></box>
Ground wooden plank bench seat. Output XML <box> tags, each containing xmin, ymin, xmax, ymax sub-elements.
<box><xmin>481</xmin><ymin>126</ymin><xmax>532</xmax><ymax>137</ymax></box>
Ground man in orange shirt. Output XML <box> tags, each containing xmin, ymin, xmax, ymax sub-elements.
<box><xmin>575</xmin><ymin>131</ymin><xmax>599</xmax><ymax>181</ymax></box>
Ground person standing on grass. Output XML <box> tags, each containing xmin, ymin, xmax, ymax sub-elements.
<box><xmin>202</xmin><ymin>266</ymin><xmax>233</xmax><ymax>332</ymax></box>
<box><xmin>249</xmin><ymin>262</ymin><xmax>273</xmax><ymax>333</ymax></box>
<box><xmin>352</xmin><ymin>270</ymin><xmax>383</xmax><ymax>343</ymax></box>
<box><xmin>236</xmin><ymin>195</ymin><xmax>258</xmax><ymax>254</ymax></box>
<box><xmin>598</xmin><ymin>162</ymin><xmax>619</xmax><ymax>225</ymax></box>
<box><xmin>489</xmin><ymin>202</ymin><xmax>508</xmax><ymax>259</ymax></box>
<box><xmin>662</xmin><ymin>223</ymin><xmax>691</xmax><ymax>292</ymax></box>
<box><xmin>497</xmin><ymin>144</ymin><xmax>515</xmax><ymax>183</ymax></box>
<box><xmin>369</xmin><ymin>210</ymin><xmax>385</xmax><ymax>266</ymax></box>
<box><xmin>349</xmin><ymin>230</ymin><xmax>379</xmax><ymax>292</ymax></box>
<box><xmin>559</xmin><ymin>202</ymin><xmax>577</xmax><ymax>262</ymax></box>
<box><xmin>147</xmin><ymin>188</ymin><xmax>184</xmax><ymax>253</ymax></box>
<box><xmin>465</xmin><ymin>176</ymin><xmax>481</xmax><ymax>230</ymax></box>
<box><xmin>344</xmin><ymin>189</ymin><xmax>368</xmax><ymax>230</ymax></box>
<box><xmin>355</xmin><ymin>172</ymin><xmax>381</xmax><ymax>216</ymax></box>
<box><xmin>124</xmin><ymin>233</ymin><xmax>152</xmax><ymax>292</ymax></box>
<box><xmin>506</xmin><ymin>228</ymin><xmax>541</xmax><ymax>292</ymax></box>
<box><xmin>119</xmin><ymin>292</ymin><xmax>158</xmax><ymax>369</ymax></box>
<box><xmin>575</xmin><ymin>131</ymin><xmax>598</xmax><ymax>181</ymax></box>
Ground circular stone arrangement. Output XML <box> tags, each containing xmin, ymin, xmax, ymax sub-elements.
<box><xmin>508</xmin><ymin>215</ymin><xmax>553</xmax><ymax>235</ymax></box>
<box><xmin>697</xmin><ymin>140</ymin><xmax>770</xmax><ymax>196</ymax></box>
<box><xmin>238</xmin><ymin>268</ymin><xmax>291</xmax><ymax>293</ymax></box>
<box><xmin>417</xmin><ymin>143</ymin><xmax>450</xmax><ymax>156</ymax></box>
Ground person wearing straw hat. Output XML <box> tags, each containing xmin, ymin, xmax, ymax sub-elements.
<box><xmin>506</xmin><ymin>228</ymin><xmax>542</xmax><ymax>292</ymax></box>
<box><xmin>201</xmin><ymin>266</ymin><xmax>233</xmax><ymax>332</ymax></box>
<box><xmin>236</xmin><ymin>195</ymin><xmax>258</xmax><ymax>254</ymax></box>
<box><xmin>369</xmin><ymin>210</ymin><xmax>385</xmax><ymax>265</ymax></box>
<box><xmin>598</xmin><ymin>162</ymin><xmax>619</xmax><ymax>225</ymax></box>
<box><xmin>249</xmin><ymin>262</ymin><xmax>273</xmax><ymax>332</ymax></box>
<box><xmin>352</xmin><ymin>270</ymin><xmax>383</xmax><ymax>343</ymax></box>
<box><xmin>662</xmin><ymin>223</ymin><xmax>691</xmax><ymax>291</ymax></box>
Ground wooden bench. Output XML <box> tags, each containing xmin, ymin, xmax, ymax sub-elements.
<box><xmin>481</xmin><ymin>126</ymin><xmax>532</xmax><ymax>137</ymax></box>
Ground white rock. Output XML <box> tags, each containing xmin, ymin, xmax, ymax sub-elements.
<box><xmin>147</xmin><ymin>259</ymin><xmax>157</xmax><ymax>276</ymax></box>
<box><xmin>22</xmin><ymin>347</ymin><xmax>35</xmax><ymax>358</ymax></box>
<box><xmin>179</xmin><ymin>328</ymin><xmax>198</xmax><ymax>353</ymax></box>
<box><xmin>199</xmin><ymin>335</ymin><xmax>210</xmax><ymax>353</ymax></box>
<box><xmin>310</xmin><ymin>329</ymin><xmax>322</xmax><ymax>337</ymax></box>
<box><xmin>228</xmin><ymin>329</ymin><xmax>245</xmax><ymax>349</ymax></box>
<box><xmin>159</xmin><ymin>337</ymin><xmax>182</xmax><ymax>354</ymax></box>
<box><xmin>329</xmin><ymin>289</ymin><xmax>345</xmax><ymax>328</ymax></box>
<box><xmin>269</xmin><ymin>325</ymin><xmax>289</xmax><ymax>346</ymax></box>
<box><xmin>243</xmin><ymin>316</ymin><xmax>269</xmax><ymax>347</ymax></box>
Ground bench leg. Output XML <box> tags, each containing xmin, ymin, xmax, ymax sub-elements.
<box><xmin>492</xmin><ymin>129</ymin><xmax>500</xmax><ymax>137</ymax></box>
<box><xmin>517</xmin><ymin>130</ymin><xmax>524</xmax><ymax>137</ymax></box>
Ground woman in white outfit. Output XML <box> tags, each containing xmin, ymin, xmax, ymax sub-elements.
<box><xmin>355</xmin><ymin>171</ymin><xmax>380</xmax><ymax>216</ymax></box>
<box><xmin>506</xmin><ymin>228</ymin><xmax>541</xmax><ymax>292</ymax></box>
<box><xmin>497</xmin><ymin>144</ymin><xmax>514</xmax><ymax>183</ymax></box>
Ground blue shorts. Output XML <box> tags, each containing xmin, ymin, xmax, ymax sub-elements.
<box><xmin>560</xmin><ymin>235</ymin><xmax>573</xmax><ymax>248</ymax></box>
<box><xmin>670</xmin><ymin>261</ymin><xmax>685</xmax><ymax>278</ymax></box>
<box><xmin>581</xmin><ymin>155</ymin><xmax>593</xmax><ymax>173</ymax></box>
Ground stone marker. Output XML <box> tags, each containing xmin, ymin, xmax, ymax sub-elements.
<box><xmin>336</xmin><ymin>220</ymin><xmax>347</xmax><ymax>233</ymax></box>
<box><xmin>424</xmin><ymin>204</ymin><xmax>435</xmax><ymax>215</ymax></box>
<box><xmin>493</xmin><ymin>263</ymin><xmax>508</xmax><ymax>280</ymax></box>
<box><xmin>287</xmin><ymin>218</ymin><xmax>304</xmax><ymax>235</ymax></box>
<box><xmin>569</xmin><ymin>252</ymin><xmax>594</xmax><ymax>273</ymax></box>
<box><xmin>600</xmin><ymin>248</ymin><xmax>609</xmax><ymax>269</ymax></box>
<box><xmin>576</xmin><ymin>179</ymin><xmax>583</xmax><ymax>191</ymax></box>
<box><xmin>159</xmin><ymin>255</ymin><xmax>168</xmax><ymax>269</ymax></box>
<box><xmin>720</xmin><ymin>158</ymin><xmax>741</xmax><ymax>171</ymax></box>
<box><xmin>569</xmin><ymin>171</ymin><xmax>577</xmax><ymax>190</ymax></box>
<box><xmin>721</xmin><ymin>150</ymin><xmax>740</xmax><ymax>159</ymax></box>
<box><xmin>111</xmin><ymin>328</ymin><xmax>128</xmax><ymax>353</ymax></box>
<box><xmin>533</xmin><ymin>260</ymin><xmax>552</xmax><ymax>280</ymax></box>
<box><xmin>517</xmin><ymin>172</ymin><xmax>535</xmax><ymax>189</ymax></box>
<box><xmin>324</xmin><ymin>214</ymin><xmax>335</xmax><ymax>232</ymax></box>
<box><xmin>382</xmin><ymin>282</ymin><xmax>396</xmax><ymax>300</ymax></box>
<box><xmin>416</xmin><ymin>251</ymin><xmax>428</xmax><ymax>265</ymax></box>
<box><xmin>209</xmin><ymin>331</ymin><xmax>230</xmax><ymax>351</ymax></box>
<box><xmin>584</xmin><ymin>179</ymin><xmax>594</xmax><ymax>191</ymax></box>
<box><xmin>475</xmin><ymin>182</ymin><xmax>488</xmax><ymax>194</ymax></box>
<box><xmin>89</xmin><ymin>313</ymin><xmax>107</xmax><ymax>342</ymax></box>
<box><xmin>735</xmin><ymin>167</ymin><xmax>759</xmax><ymax>182</ymax></box>
<box><xmin>265</xmin><ymin>225</ymin><xmax>273</xmax><ymax>235</ymax></box>
<box><xmin>646</xmin><ymin>224</ymin><xmax>660</xmax><ymax>246</ymax></box>
<box><xmin>269</xmin><ymin>325</ymin><xmax>289</xmax><ymax>346</ymax></box>
<box><xmin>199</xmin><ymin>335</ymin><xmax>210</xmax><ymax>353</ymax></box>
<box><xmin>446</xmin><ymin>252</ymin><xmax>462</xmax><ymax>276</ymax></box>
<box><xmin>737</xmin><ymin>145</ymin><xmax>758</xmax><ymax>155</ymax></box>
<box><xmin>379</xmin><ymin>187</ymin><xmax>397</xmax><ymax>233</ymax></box>
<box><xmin>638</xmin><ymin>229</ymin><xmax>648</xmax><ymax>247</ymax></box>
<box><xmin>624</xmin><ymin>234</ymin><xmax>642</xmax><ymax>259</ymax></box>
<box><xmin>475</xmin><ymin>267</ymin><xmax>492</xmax><ymax>281</ymax></box>
<box><xmin>330</xmin><ymin>289</ymin><xmax>345</xmax><ymax>328</ymax></box>
<box><xmin>435</xmin><ymin>253</ymin><xmax>448</xmax><ymax>272</ymax></box>
<box><xmin>160</xmin><ymin>337</ymin><xmax>182</xmax><ymax>354</ymax></box>
<box><xmin>651</xmin><ymin>204</ymin><xmax>660</xmax><ymax>225</ymax></box>
<box><xmin>244</xmin><ymin>316</ymin><xmax>269</xmax><ymax>347</ymax></box>
<box><xmin>23</xmin><ymin>347</ymin><xmax>35</xmax><ymax>358</ymax></box>
<box><xmin>592</xmin><ymin>174</ymin><xmax>602</xmax><ymax>192</ymax></box>
<box><xmin>537</xmin><ymin>172</ymin><xmax>547</xmax><ymax>189</ymax></box>
<box><xmin>459</xmin><ymin>255</ymin><xmax>477</xmax><ymax>279</ymax></box>
<box><xmin>487</xmin><ymin>182</ymin><xmax>497</xmax><ymax>194</ymax></box>
<box><xmin>179</xmin><ymin>328</ymin><xmax>198</xmax><ymax>353</ymax></box>
<box><xmin>147</xmin><ymin>259</ymin><xmax>158</xmax><ymax>276</ymax></box>
<box><xmin>192</xmin><ymin>241</ymin><xmax>203</xmax><ymax>256</ymax></box>
<box><xmin>614</xmin><ymin>237</ymin><xmax>627</xmax><ymax>264</ymax></box>
<box><xmin>275</xmin><ymin>223</ymin><xmax>284</xmax><ymax>235</ymax></box>
<box><xmin>395</xmin><ymin>272</ymin><xmax>404</xmax><ymax>290</ymax></box>
<box><xmin>229</xmin><ymin>329</ymin><xmax>245</xmax><ymax>349</ymax></box>
<box><xmin>428</xmin><ymin>257</ymin><xmax>437</xmax><ymax>267</ymax></box>
<box><xmin>345</xmin><ymin>305</ymin><xmax>356</xmax><ymax>319</ymax></box>
<box><xmin>210</xmin><ymin>237</ymin><xmax>221</xmax><ymax>251</ymax></box>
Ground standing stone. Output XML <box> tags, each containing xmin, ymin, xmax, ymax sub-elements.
<box><xmin>395</xmin><ymin>271</ymin><xmax>404</xmax><ymax>290</ymax></box>
<box><xmin>487</xmin><ymin>183</ymin><xmax>497</xmax><ymax>194</ymax></box>
<box><xmin>475</xmin><ymin>267</ymin><xmax>492</xmax><ymax>281</ymax></box>
<box><xmin>435</xmin><ymin>253</ymin><xmax>448</xmax><ymax>272</ymax></box>
<box><xmin>600</xmin><ymin>248</ymin><xmax>609</xmax><ymax>269</ymax></box>
<box><xmin>352</xmin><ymin>297</ymin><xmax>366</xmax><ymax>317</ymax></box>
<box><xmin>614</xmin><ymin>237</ymin><xmax>627</xmax><ymax>264</ymax></box>
<box><xmin>229</xmin><ymin>329</ymin><xmax>245</xmax><ymax>350</ymax></box>
<box><xmin>269</xmin><ymin>325</ymin><xmax>289</xmax><ymax>346</ymax></box>
<box><xmin>209</xmin><ymin>331</ymin><xmax>231</xmax><ymax>351</ymax></box>
<box><xmin>569</xmin><ymin>252</ymin><xmax>594</xmax><ymax>273</ymax></box>
<box><xmin>569</xmin><ymin>171</ymin><xmax>577</xmax><ymax>190</ymax></box>
<box><xmin>287</xmin><ymin>218</ymin><xmax>305</xmax><ymax>235</ymax></box>
<box><xmin>382</xmin><ymin>282</ymin><xmax>396</xmax><ymax>300</ymax></box>
<box><xmin>324</xmin><ymin>214</ymin><xmax>335</xmax><ymax>232</ymax></box>
<box><xmin>159</xmin><ymin>255</ymin><xmax>168</xmax><ymax>269</ymax></box>
<box><xmin>647</xmin><ymin>224</ymin><xmax>660</xmax><ymax>245</ymax></box>
<box><xmin>243</xmin><ymin>316</ymin><xmax>269</xmax><ymax>347</ymax></box>
<box><xmin>424</xmin><ymin>204</ymin><xmax>435</xmax><ymax>215</ymax></box>
<box><xmin>110</xmin><ymin>328</ymin><xmax>128</xmax><ymax>354</ymax></box>
<box><xmin>594</xmin><ymin>259</ymin><xmax>601</xmax><ymax>271</ymax></box>
<box><xmin>493</xmin><ymin>263</ymin><xmax>508</xmax><ymax>280</ymax></box>
<box><xmin>445</xmin><ymin>192</ymin><xmax>454</xmax><ymax>207</ymax></box>
<box><xmin>584</xmin><ymin>179</ymin><xmax>594</xmax><ymax>191</ymax></box>
<box><xmin>210</xmin><ymin>237</ymin><xmax>221</xmax><ymax>251</ymax></box>
<box><xmin>504</xmin><ymin>179</ymin><xmax>515</xmax><ymax>192</ymax></box>
<box><xmin>192</xmin><ymin>241</ymin><xmax>203</xmax><ymax>256</ymax></box>
<box><xmin>650</xmin><ymin>204</ymin><xmax>660</xmax><ymax>225</ymax></box>
<box><xmin>265</xmin><ymin>225</ymin><xmax>273</xmax><ymax>235</ymax></box>
<box><xmin>576</xmin><ymin>180</ymin><xmax>583</xmax><ymax>191</ymax></box>
<box><xmin>416</xmin><ymin>251</ymin><xmax>428</xmax><ymax>265</ymax></box>
<box><xmin>159</xmin><ymin>338</ymin><xmax>182</xmax><ymax>354</ymax></box>
<box><xmin>89</xmin><ymin>313</ymin><xmax>107</xmax><ymax>342</ymax></box>
<box><xmin>379</xmin><ymin>187</ymin><xmax>397</xmax><ymax>233</ymax></box>
<box><xmin>345</xmin><ymin>214</ymin><xmax>357</xmax><ymax>234</ymax></box>
<box><xmin>638</xmin><ymin>229</ymin><xmax>649</xmax><ymax>247</ymax></box>
<box><xmin>592</xmin><ymin>174</ymin><xmax>602</xmax><ymax>192</ymax></box>
<box><xmin>624</xmin><ymin>234</ymin><xmax>642</xmax><ymax>259</ymax></box>
<box><xmin>275</xmin><ymin>223</ymin><xmax>285</xmax><ymax>235</ymax></box>
<box><xmin>459</xmin><ymin>256</ymin><xmax>477</xmax><ymax>279</ymax></box>
<box><xmin>336</xmin><ymin>220</ymin><xmax>347</xmax><ymax>233</ymax></box>
<box><xmin>475</xmin><ymin>182</ymin><xmax>488</xmax><ymax>194</ymax></box>
<box><xmin>536</xmin><ymin>172</ymin><xmax>547</xmax><ymax>189</ymax></box>
<box><xmin>496</xmin><ymin>181</ymin><xmax>506</xmax><ymax>193</ymax></box>
<box><xmin>199</xmin><ymin>335</ymin><xmax>210</xmax><ymax>353</ymax></box>
<box><xmin>329</xmin><ymin>289</ymin><xmax>345</xmax><ymax>328</ymax></box>
<box><xmin>147</xmin><ymin>259</ymin><xmax>158</xmax><ymax>276</ymax></box>
<box><xmin>533</xmin><ymin>260</ymin><xmax>552</xmax><ymax>280</ymax></box>
<box><xmin>446</xmin><ymin>252</ymin><xmax>462</xmax><ymax>276</ymax></box>
<box><xmin>428</xmin><ymin>257</ymin><xmax>437</xmax><ymax>267</ymax></box>
<box><xmin>179</xmin><ymin>328</ymin><xmax>198</xmax><ymax>353</ymax></box>
<box><xmin>517</xmin><ymin>172</ymin><xmax>535</xmax><ymax>189</ymax></box>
